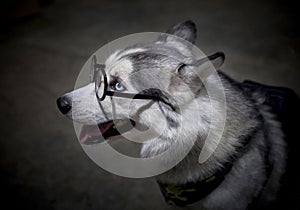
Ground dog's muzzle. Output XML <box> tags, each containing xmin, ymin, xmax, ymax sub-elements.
<box><xmin>56</xmin><ymin>95</ymin><xmax>137</xmax><ymax>145</ymax></box>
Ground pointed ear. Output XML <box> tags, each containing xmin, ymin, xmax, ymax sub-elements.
<box><xmin>161</xmin><ymin>20</ymin><xmax>197</xmax><ymax>44</ymax></box>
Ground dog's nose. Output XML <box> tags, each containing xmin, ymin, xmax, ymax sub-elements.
<box><xmin>56</xmin><ymin>97</ymin><xmax>72</xmax><ymax>114</ymax></box>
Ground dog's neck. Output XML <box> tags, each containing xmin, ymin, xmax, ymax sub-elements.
<box><xmin>140</xmin><ymin>73</ymin><xmax>261</xmax><ymax>185</ymax></box>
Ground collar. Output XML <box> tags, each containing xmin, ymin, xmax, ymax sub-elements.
<box><xmin>157</xmin><ymin>162</ymin><xmax>233</xmax><ymax>207</ymax></box>
<box><xmin>157</xmin><ymin>132</ymin><xmax>255</xmax><ymax>207</ymax></box>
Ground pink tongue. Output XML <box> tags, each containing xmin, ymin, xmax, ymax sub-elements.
<box><xmin>79</xmin><ymin>121</ymin><xmax>114</xmax><ymax>144</ymax></box>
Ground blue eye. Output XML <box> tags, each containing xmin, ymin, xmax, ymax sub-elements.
<box><xmin>115</xmin><ymin>82</ymin><xmax>124</xmax><ymax>91</ymax></box>
<box><xmin>111</xmin><ymin>80</ymin><xmax>125</xmax><ymax>91</ymax></box>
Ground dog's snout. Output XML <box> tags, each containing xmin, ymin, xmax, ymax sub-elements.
<box><xmin>57</xmin><ymin>96</ymin><xmax>72</xmax><ymax>114</ymax></box>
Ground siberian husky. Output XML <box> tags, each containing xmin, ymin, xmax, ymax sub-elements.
<box><xmin>57</xmin><ymin>20</ymin><xmax>298</xmax><ymax>209</ymax></box>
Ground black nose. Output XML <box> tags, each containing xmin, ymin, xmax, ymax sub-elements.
<box><xmin>57</xmin><ymin>97</ymin><xmax>72</xmax><ymax>114</ymax></box>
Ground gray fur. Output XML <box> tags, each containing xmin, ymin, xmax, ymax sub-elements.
<box><xmin>160</xmin><ymin>20</ymin><xmax>197</xmax><ymax>44</ymax></box>
<box><xmin>58</xmin><ymin>20</ymin><xmax>287</xmax><ymax>209</ymax></box>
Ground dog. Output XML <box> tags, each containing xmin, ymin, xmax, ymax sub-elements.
<box><xmin>57</xmin><ymin>20</ymin><xmax>299</xmax><ymax>209</ymax></box>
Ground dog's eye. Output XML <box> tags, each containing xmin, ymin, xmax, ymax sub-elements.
<box><xmin>110</xmin><ymin>80</ymin><xmax>125</xmax><ymax>91</ymax></box>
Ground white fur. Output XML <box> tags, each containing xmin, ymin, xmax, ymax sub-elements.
<box><xmin>62</xmin><ymin>38</ymin><xmax>286</xmax><ymax>209</ymax></box>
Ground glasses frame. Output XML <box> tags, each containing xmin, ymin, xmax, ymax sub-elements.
<box><xmin>91</xmin><ymin>55</ymin><xmax>156</xmax><ymax>101</ymax></box>
<box><xmin>90</xmin><ymin>51</ymin><xmax>224</xmax><ymax>102</ymax></box>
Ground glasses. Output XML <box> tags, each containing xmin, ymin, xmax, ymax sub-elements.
<box><xmin>90</xmin><ymin>51</ymin><xmax>224</xmax><ymax>102</ymax></box>
<box><xmin>90</xmin><ymin>55</ymin><xmax>157</xmax><ymax>101</ymax></box>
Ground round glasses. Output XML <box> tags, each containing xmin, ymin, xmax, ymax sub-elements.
<box><xmin>90</xmin><ymin>51</ymin><xmax>224</xmax><ymax>102</ymax></box>
<box><xmin>90</xmin><ymin>55</ymin><xmax>107</xmax><ymax>101</ymax></box>
<box><xmin>90</xmin><ymin>55</ymin><xmax>158</xmax><ymax>101</ymax></box>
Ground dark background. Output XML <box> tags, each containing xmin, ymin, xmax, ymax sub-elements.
<box><xmin>0</xmin><ymin>0</ymin><xmax>299</xmax><ymax>209</ymax></box>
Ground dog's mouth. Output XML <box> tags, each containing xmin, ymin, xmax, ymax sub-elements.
<box><xmin>79</xmin><ymin>119</ymin><xmax>136</xmax><ymax>145</ymax></box>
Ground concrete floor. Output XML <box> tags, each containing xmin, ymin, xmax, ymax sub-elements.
<box><xmin>0</xmin><ymin>0</ymin><xmax>299</xmax><ymax>209</ymax></box>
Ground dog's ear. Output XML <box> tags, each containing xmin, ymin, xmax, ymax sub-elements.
<box><xmin>159</xmin><ymin>20</ymin><xmax>197</xmax><ymax>44</ymax></box>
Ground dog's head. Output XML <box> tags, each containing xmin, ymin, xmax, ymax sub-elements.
<box><xmin>57</xmin><ymin>20</ymin><xmax>224</xmax><ymax>146</ymax></box>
